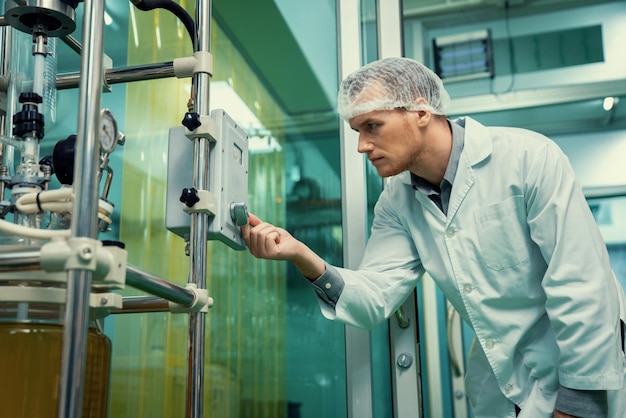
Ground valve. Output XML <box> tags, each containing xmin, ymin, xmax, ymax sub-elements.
<box><xmin>13</xmin><ymin>92</ymin><xmax>44</xmax><ymax>139</ymax></box>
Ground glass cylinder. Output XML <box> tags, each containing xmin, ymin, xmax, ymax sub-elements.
<box><xmin>0</xmin><ymin>301</ymin><xmax>111</xmax><ymax>418</ymax></box>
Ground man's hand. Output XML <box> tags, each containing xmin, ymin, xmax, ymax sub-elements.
<box><xmin>242</xmin><ymin>213</ymin><xmax>300</xmax><ymax>260</ymax></box>
<box><xmin>241</xmin><ymin>213</ymin><xmax>326</xmax><ymax>280</ymax></box>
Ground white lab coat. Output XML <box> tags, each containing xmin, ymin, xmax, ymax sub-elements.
<box><xmin>320</xmin><ymin>117</ymin><xmax>626</xmax><ymax>417</ymax></box>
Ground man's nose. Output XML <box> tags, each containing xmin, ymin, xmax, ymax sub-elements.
<box><xmin>357</xmin><ymin>135</ymin><xmax>373</xmax><ymax>153</ymax></box>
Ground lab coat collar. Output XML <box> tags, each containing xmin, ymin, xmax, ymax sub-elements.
<box><xmin>396</xmin><ymin>116</ymin><xmax>492</xmax><ymax>186</ymax></box>
<box><xmin>452</xmin><ymin>116</ymin><xmax>492</xmax><ymax>166</ymax></box>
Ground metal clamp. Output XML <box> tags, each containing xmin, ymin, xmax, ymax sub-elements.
<box><xmin>39</xmin><ymin>237</ymin><xmax>127</xmax><ymax>286</ymax></box>
<box><xmin>169</xmin><ymin>283</ymin><xmax>213</xmax><ymax>313</ymax></box>
<box><xmin>182</xmin><ymin>189</ymin><xmax>217</xmax><ymax>216</ymax></box>
<box><xmin>183</xmin><ymin>114</ymin><xmax>219</xmax><ymax>140</ymax></box>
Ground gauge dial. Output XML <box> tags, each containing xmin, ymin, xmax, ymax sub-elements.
<box><xmin>99</xmin><ymin>109</ymin><xmax>118</xmax><ymax>153</ymax></box>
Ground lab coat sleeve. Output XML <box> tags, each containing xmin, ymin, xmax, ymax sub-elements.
<box><xmin>524</xmin><ymin>141</ymin><xmax>624</xmax><ymax>389</ymax></box>
<box><xmin>318</xmin><ymin>183</ymin><xmax>424</xmax><ymax>329</ymax></box>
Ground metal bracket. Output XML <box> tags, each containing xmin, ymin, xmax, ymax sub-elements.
<box><xmin>183</xmin><ymin>114</ymin><xmax>219</xmax><ymax>140</ymax></box>
<box><xmin>181</xmin><ymin>189</ymin><xmax>217</xmax><ymax>216</ymax></box>
<box><xmin>169</xmin><ymin>283</ymin><xmax>213</xmax><ymax>313</ymax></box>
<box><xmin>39</xmin><ymin>237</ymin><xmax>127</xmax><ymax>286</ymax></box>
<box><xmin>173</xmin><ymin>51</ymin><xmax>213</xmax><ymax>78</ymax></box>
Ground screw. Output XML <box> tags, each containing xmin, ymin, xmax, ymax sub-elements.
<box><xmin>80</xmin><ymin>246</ymin><xmax>93</xmax><ymax>261</ymax></box>
<box><xmin>397</xmin><ymin>353</ymin><xmax>413</xmax><ymax>369</ymax></box>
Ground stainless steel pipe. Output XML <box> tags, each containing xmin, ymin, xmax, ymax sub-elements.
<box><xmin>186</xmin><ymin>1</ymin><xmax>212</xmax><ymax>416</ymax></box>
<box><xmin>126</xmin><ymin>264</ymin><xmax>195</xmax><ymax>307</ymax></box>
<box><xmin>56</xmin><ymin>61</ymin><xmax>177</xmax><ymax>90</ymax></box>
<box><xmin>61</xmin><ymin>34</ymin><xmax>83</xmax><ymax>55</ymax></box>
<box><xmin>58</xmin><ymin>0</ymin><xmax>106</xmax><ymax>417</ymax></box>
<box><xmin>0</xmin><ymin>246</ymin><xmax>40</xmax><ymax>268</ymax></box>
<box><xmin>111</xmin><ymin>296</ymin><xmax>172</xmax><ymax>314</ymax></box>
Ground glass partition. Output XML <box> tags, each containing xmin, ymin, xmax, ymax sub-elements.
<box><xmin>83</xmin><ymin>2</ymin><xmax>349</xmax><ymax>417</ymax></box>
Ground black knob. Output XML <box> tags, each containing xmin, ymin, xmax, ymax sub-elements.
<box><xmin>13</xmin><ymin>93</ymin><xmax>44</xmax><ymax>139</ymax></box>
<box><xmin>180</xmin><ymin>188</ymin><xmax>200</xmax><ymax>208</ymax></box>
<box><xmin>19</xmin><ymin>92</ymin><xmax>43</xmax><ymax>104</ymax></box>
<box><xmin>52</xmin><ymin>135</ymin><xmax>76</xmax><ymax>185</ymax></box>
<box><xmin>181</xmin><ymin>112</ymin><xmax>202</xmax><ymax>131</ymax></box>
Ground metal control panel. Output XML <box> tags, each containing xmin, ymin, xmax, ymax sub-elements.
<box><xmin>165</xmin><ymin>109</ymin><xmax>249</xmax><ymax>250</ymax></box>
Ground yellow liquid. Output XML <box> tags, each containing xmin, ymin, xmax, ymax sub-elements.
<box><xmin>0</xmin><ymin>323</ymin><xmax>111</xmax><ymax>418</ymax></box>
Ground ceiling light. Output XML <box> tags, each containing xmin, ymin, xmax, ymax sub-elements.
<box><xmin>209</xmin><ymin>81</ymin><xmax>281</xmax><ymax>154</ymax></box>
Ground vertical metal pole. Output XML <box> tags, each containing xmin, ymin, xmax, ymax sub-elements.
<box><xmin>337</xmin><ymin>1</ymin><xmax>374</xmax><ymax>417</ymax></box>
<box><xmin>376</xmin><ymin>0</ymin><xmax>404</xmax><ymax>59</ymax></box>
<box><xmin>0</xmin><ymin>26</ymin><xmax>10</xmax><ymax>165</ymax></box>
<box><xmin>57</xmin><ymin>1</ymin><xmax>105</xmax><ymax>417</ymax></box>
<box><xmin>187</xmin><ymin>1</ymin><xmax>210</xmax><ymax>417</ymax></box>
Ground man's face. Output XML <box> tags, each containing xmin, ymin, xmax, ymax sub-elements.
<box><xmin>348</xmin><ymin>108</ymin><xmax>425</xmax><ymax>178</ymax></box>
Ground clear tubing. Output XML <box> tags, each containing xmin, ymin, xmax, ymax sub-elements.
<box><xmin>32</xmin><ymin>48</ymin><xmax>45</xmax><ymax>97</ymax></box>
<box><xmin>17</xmin><ymin>135</ymin><xmax>39</xmax><ymax>170</ymax></box>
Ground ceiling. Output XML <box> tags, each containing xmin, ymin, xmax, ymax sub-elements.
<box><xmin>403</xmin><ymin>0</ymin><xmax>626</xmax><ymax>137</ymax></box>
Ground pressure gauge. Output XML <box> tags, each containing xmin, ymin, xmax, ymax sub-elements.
<box><xmin>99</xmin><ymin>109</ymin><xmax>119</xmax><ymax>153</ymax></box>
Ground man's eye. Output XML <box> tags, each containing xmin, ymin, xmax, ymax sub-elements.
<box><xmin>367</xmin><ymin>123</ymin><xmax>379</xmax><ymax>130</ymax></box>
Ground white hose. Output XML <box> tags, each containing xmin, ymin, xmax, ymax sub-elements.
<box><xmin>2</xmin><ymin>189</ymin><xmax>75</xmax><ymax>239</ymax></box>
<box><xmin>0</xmin><ymin>218</ymin><xmax>70</xmax><ymax>238</ymax></box>
<box><xmin>15</xmin><ymin>188</ymin><xmax>74</xmax><ymax>214</ymax></box>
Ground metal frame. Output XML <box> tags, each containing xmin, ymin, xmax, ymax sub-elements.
<box><xmin>186</xmin><ymin>2</ymin><xmax>212</xmax><ymax>416</ymax></box>
<box><xmin>337</xmin><ymin>1</ymin><xmax>375</xmax><ymax>417</ymax></box>
<box><xmin>0</xmin><ymin>1</ymin><xmax>215</xmax><ymax>417</ymax></box>
<box><xmin>58</xmin><ymin>1</ymin><xmax>106</xmax><ymax>416</ymax></box>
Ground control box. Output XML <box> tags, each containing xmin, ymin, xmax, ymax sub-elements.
<box><xmin>165</xmin><ymin>109</ymin><xmax>249</xmax><ymax>250</ymax></box>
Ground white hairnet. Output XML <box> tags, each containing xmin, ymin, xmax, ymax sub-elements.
<box><xmin>337</xmin><ymin>57</ymin><xmax>451</xmax><ymax>121</ymax></box>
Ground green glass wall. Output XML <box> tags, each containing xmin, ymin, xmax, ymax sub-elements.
<box><xmin>93</xmin><ymin>1</ymin><xmax>347</xmax><ymax>417</ymax></box>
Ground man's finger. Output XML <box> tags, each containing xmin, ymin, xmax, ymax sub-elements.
<box><xmin>247</xmin><ymin>213</ymin><xmax>263</xmax><ymax>227</ymax></box>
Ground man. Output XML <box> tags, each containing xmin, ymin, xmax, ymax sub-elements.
<box><xmin>242</xmin><ymin>57</ymin><xmax>626</xmax><ymax>418</ymax></box>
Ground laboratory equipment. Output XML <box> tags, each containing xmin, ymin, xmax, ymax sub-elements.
<box><xmin>166</xmin><ymin>108</ymin><xmax>249</xmax><ymax>250</ymax></box>
<box><xmin>0</xmin><ymin>1</ymin><xmax>250</xmax><ymax>417</ymax></box>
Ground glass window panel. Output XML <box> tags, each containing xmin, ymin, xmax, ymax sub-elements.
<box><xmin>47</xmin><ymin>1</ymin><xmax>347</xmax><ymax>418</ymax></box>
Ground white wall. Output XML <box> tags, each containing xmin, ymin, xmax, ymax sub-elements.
<box><xmin>554</xmin><ymin>130</ymin><xmax>626</xmax><ymax>245</ymax></box>
<box><xmin>554</xmin><ymin>129</ymin><xmax>626</xmax><ymax>189</ymax></box>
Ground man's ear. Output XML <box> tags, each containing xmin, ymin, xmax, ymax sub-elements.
<box><xmin>415</xmin><ymin>109</ymin><xmax>432</xmax><ymax>127</ymax></box>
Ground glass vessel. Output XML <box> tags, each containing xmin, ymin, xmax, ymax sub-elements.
<box><xmin>0</xmin><ymin>300</ymin><xmax>111</xmax><ymax>418</ymax></box>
